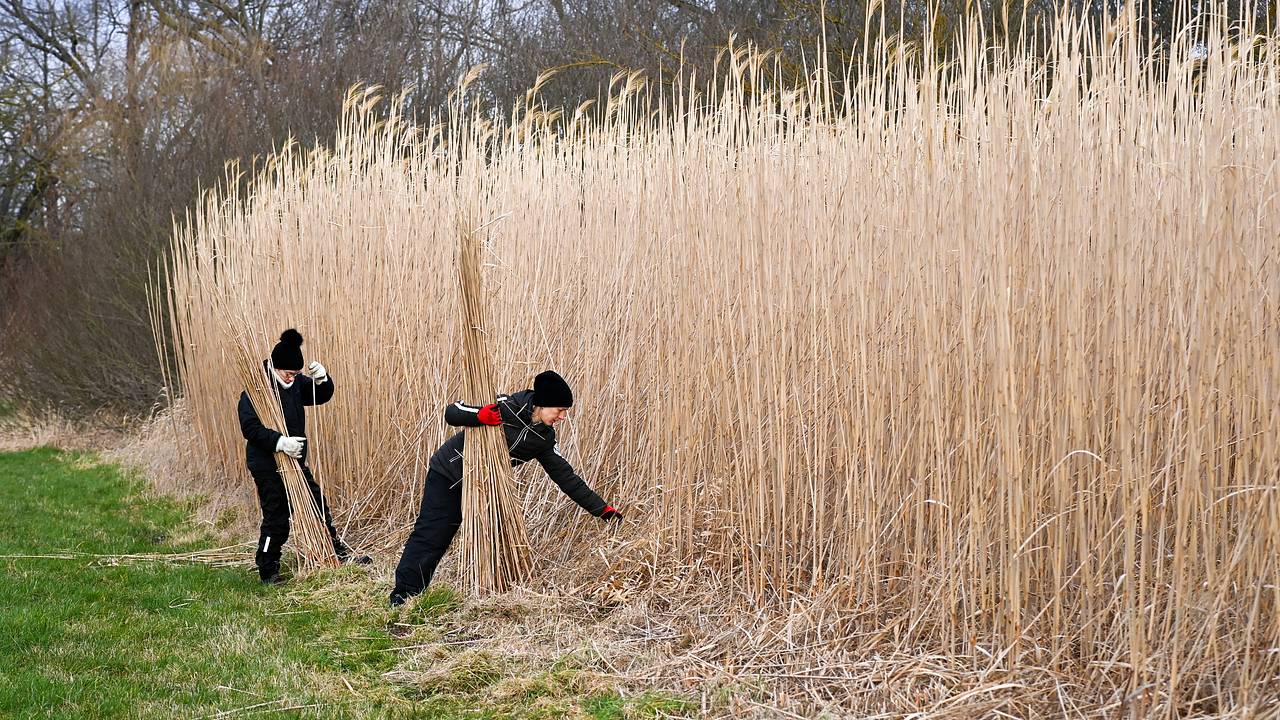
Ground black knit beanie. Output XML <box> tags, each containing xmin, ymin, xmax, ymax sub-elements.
<box><xmin>270</xmin><ymin>329</ymin><xmax>305</xmax><ymax>370</ymax></box>
<box><xmin>532</xmin><ymin>370</ymin><xmax>573</xmax><ymax>407</ymax></box>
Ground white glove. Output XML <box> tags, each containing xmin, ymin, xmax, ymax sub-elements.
<box><xmin>306</xmin><ymin>360</ymin><xmax>329</xmax><ymax>384</ymax></box>
<box><xmin>275</xmin><ymin>435</ymin><xmax>306</xmax><ymax>459</ymax></box>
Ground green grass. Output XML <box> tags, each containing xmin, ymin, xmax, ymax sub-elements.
<box><xmin>0</xmin><ymin>448</ymin><xmax>690</xmax><ymax>719</ymax></box>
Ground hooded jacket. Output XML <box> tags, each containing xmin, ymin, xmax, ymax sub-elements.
<box><xmin>428</xmin><ymin>388</ymin><xmax>607</xmax><ymax>516</ymax></box>
<box><xmin>238</xmin><ymin>365</ymin><xmax>335</xmax><ymax>473</ymax></box>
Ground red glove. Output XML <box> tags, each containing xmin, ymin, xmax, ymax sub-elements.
<box><xmin>477</xmin><ymin>404</ymin><xmax>502</xmax><ymax>426</ymax></box>
<box><xmin>600</xmin><ymin>505</ymin><xmax>623</xmax><ymax>522</ymax></box>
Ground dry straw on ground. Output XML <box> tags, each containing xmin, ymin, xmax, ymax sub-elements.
<box><xmin>159</xmin><ymin>8</ymin><xmax>1279</xmax><ymax>717</ymax></box>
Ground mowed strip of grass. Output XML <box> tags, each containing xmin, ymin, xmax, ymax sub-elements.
<box><xmin>0</xmin><ymin>448</ymin><xmax>691</xmax><ymax>720</ymax></box>
<box><xmin>0</xmin><ymin>447</ymin><xmax>405</xmax><ymax>718</ymax></box>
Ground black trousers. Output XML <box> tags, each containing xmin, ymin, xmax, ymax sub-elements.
<box><xmin>251</xmin><ymin>463</ymin><xmax>340</xmax><ymax>577</ymax></box>
<box><xmin>392</xmin><ymin>468</ymin><xmax>462</xmax><ymax>600</ymax></box>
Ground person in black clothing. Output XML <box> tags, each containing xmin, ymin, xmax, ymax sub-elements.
<box><xmin>238</xmin><ymin>329</ymin><xmax>370</xmax><ymax>584</ymax></box>
<box><xmin>390</xmin><ymin>370</ymin><xmax>622</xmax><ymax>606</ymax></box>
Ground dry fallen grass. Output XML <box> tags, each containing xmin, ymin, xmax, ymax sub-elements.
<box><xmin>0</xmin><ymin>409</ymin><xmax>129</xmax><ymax>453</ymax></box>
<box><xmin>151</xmin><ymin>8</ymin><xmax>1279</xmax><ymax>717</ymax></box>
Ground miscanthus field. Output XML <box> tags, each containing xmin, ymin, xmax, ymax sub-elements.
<box><xmin>11</xmin><ymin>8</ymin><xmax>1274</xmax><ymax>719</ymax></box>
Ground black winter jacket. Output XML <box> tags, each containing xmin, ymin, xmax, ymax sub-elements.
<box><xmin>428</xmin><ymin>388</ymin><xmax>607</xmax><ymax>516</ymax></box>
<box><xmin>238</xmin><ymin>366</ymin><xmax>335</xmax><ymax>473</ymax></box>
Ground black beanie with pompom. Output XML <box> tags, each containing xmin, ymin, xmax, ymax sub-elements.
<box><xmin>271</xmin><ymin>329</ymin><xmax>305</xmax><ymax>370</ymax></box>
<box><xmin>532</xmin><ymin>370</ymin><xmax>573</xmax><ymax>408</ymax></box>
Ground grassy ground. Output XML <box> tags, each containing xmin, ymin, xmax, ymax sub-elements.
<box><xmin>0</xmin><ymin>448</ymin><xmax>690</xmax><ymax>719</ymax></box>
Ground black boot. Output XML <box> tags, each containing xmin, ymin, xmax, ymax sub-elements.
<box><xmin>259</xmin><ymin>561</ymin><xmax>283</xmax><ymax>585</ymax></box>
<box><xmin>334</xmin><ymin>539</ymin><xmax>372</xmax><ymax>565</ymax></box>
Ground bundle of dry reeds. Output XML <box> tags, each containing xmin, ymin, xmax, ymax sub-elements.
<box><xmin>454</xmin><ymin>214</ymin><xmax>532</xmax><ymax>593</ymax></box>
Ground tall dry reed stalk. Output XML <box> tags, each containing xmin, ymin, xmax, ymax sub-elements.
<box><xmin>455</xmin><ymin>213</ymin><xmax>533</xmax><ymax>593</ymax></box>
<box><xmin>160</xmin><ymin>8</ymin><xmax>1280</xmax><ymax>715</ymax></box>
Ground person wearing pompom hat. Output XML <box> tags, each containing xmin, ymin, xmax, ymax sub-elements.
<box><xmin>237</xmin><ymin>329</ymin><xmax>370</xmax><ymax>584</ymax></box>
<box><xmin>389</xmin><ymin>370</ymin><xmax>622</xmax><ymax>606</ymax></box>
